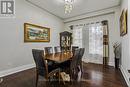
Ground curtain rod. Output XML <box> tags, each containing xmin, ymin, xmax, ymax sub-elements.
<box><xmin>73</xmin><ymin>21</ymin><xmax>101</xmax><ymax>26</ymax></box>
<box><xmin>64</xmin><ymin>12</ymin><xmax>114</xmax><ymax>23</ymax></box>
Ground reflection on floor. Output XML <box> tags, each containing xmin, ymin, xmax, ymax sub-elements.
<box><xmin>0</xmin><ymin>63</ymin><xmax>127</xmax><ymax>87</ymax></box>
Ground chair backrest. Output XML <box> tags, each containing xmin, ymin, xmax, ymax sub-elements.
<box><xmin>77</xmin><ymin>48</ymin><xmax>85</xmax><ymax>65</ymax></box>
<box><xmin>79</xmin><ymin>48</ymin><xmax>85</xmax><ymax>59</ymax></box>
<box><xmin>72</xmin><ymin>46</ymin><xmax>79</xmax><ymax>53</ymax></box>
<box><xmin>70</xmin><ymin>49</ymin><xmax>80</xmax><ymax>68</ymax></box>
<box><xmin>54</xmin><ymin>46</ymin><xmax>61</xmax><ymax>53</ymax></box>
<box><xmin>70</xmin><ymin>49</ymin><xmax>80</xmax><ymax>80</ymax></box>
<box><xmin>44</xmin><ymin>47</ymin><xmax>53</xmax><ymax>55</ymax></box>
<box><xmin>32</xmin><ymin>49</ymin><xmax>46</xmax><ymax>76</ymax></box>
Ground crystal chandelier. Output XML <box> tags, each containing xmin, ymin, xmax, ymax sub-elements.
<box><xmin>64</xmin><ymin>0</ymin><xmax>74</xmax><ymax>13</ymax></box>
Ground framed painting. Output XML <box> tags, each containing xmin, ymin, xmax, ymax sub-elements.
<box><xmin>120</xmin><ymin>9</ymin><xmax>127</xmax><ymax>36</ymax></box>
<box><xmin>24</xmin><ymin>23</ymin><xmax>50</xmax><ymax>42</ymax></box>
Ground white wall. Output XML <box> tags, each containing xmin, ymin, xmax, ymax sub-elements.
<box><xmin>120</xmin><ymin>0</ymin><xmax>130</xmax><ymax>86</ymax></box>
<box><xmin>64</xmin><ymin>8</ymin><xmax>121</xmax><ymax>66</ymax></box>
<box><xmin>0</xmin><ymin>0</ymin><xmax>64</xmax><ymax>76</ymax></box>
<box><xmin>0</xmin><ymin>1</ymin><xmax>129</xmax><ymax>86</ymax></box>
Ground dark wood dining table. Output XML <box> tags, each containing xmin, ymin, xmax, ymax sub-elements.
<box><xmin>44</xmin><ymin>51</ymin><xmax>73</xmax><ymax>63</ymax></box>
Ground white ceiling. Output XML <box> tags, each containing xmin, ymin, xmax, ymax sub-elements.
<box><xmin>26</xmin><ymin>0</ymin><xmax>121</xmax><ymax>19</ymax></box>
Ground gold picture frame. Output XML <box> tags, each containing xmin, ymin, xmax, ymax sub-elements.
<box><xmin>24</xmin><ymin>23</ymin><xmax>50</xmax><ymax>42</ymax></box>
<box><xmin>120</xmin><ymin>9</ymin><xmax>127</xmax><ymax>36</ymax></box>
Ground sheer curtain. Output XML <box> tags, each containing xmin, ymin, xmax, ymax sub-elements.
<box><xmin>72</xmin><ymin>22</ymin><xmax>103</xmax><ymax>64</ymax></box>
<box><xmin>72</xmin><ymin>25</ymin><xmax>83</xmax><ymax>48</ymax></box>
<box><xmin>89</xmin><ymin>23</ymin><xmax>103</xmax><ymax>56</ymax></box>
<box><xmin>83</xmin><ymin>22</ymin><xmax>103</xmax><ymax>64</ymax></box>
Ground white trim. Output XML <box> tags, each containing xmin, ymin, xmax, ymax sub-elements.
<box><xmin>64</xmin><ymin>6</ymin><xmax>120</xmax><ymax>23</ymax></box>
<box><xmin>82</xmin><ymin>59</ymin><xmax>114</xmax><ymax>66</ymax></box>
<box><xmin>108</xmin><ymin>61</ymin><xmax>114</xmax><ymax>67</ymax></box>
<box><xmin>0</xmin><ymin>64</ymin><xmax>35</xmax><ymax>77</ymax></box>
<box><xmin>120</xmin><ymin>65</ymin><xmax>130</xmax><ymax>87</ymax></box>
<box><xmin>82</xmin><ymin>58</ymin><xmax>89</xmax><ymax>63</ymax></box>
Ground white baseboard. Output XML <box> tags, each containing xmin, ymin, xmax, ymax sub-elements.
<box><xmin>108</xmin><ymin>61</ymin><xmax>114</xmax><ymax>67</ymax></box>
<box><xmin>0</xmin><ymin>64</ymin><xmax>35</xmax><ymax>77</ymax></box>
<box><xmin>120</xmin><ymin>65</ymin><xmax>130</xmax><ymax>87</ymax></box>
<box><xmin>82</xmin><ymin>59</ymin><xmax>114</xmax><ymax>67</ymax></box>
<box><xmin>82</xmin><ymin>58</ymin><xmax>89</xmax><ymax>63</ymax></box>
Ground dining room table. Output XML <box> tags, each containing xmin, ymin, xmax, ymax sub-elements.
<box><xmin>44</xmin><ymin>51</ymin><xmax>73</xmax><ymax>63</ymax></box>
<box><xmin>44</xmin><ymin>51</ymin><xmax>73</xmax><ymax>84</ymax></box>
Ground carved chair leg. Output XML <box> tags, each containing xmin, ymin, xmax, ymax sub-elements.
<box><xmin>36</xmin><ymin>73</ymin><xmax>38</xmax><ymax>87</ymax></box>
<box><xmin>45</xmin><ymin>77</ymin><xmax>49</xmax><ymax>87</ymax></box>
<box><xmin>80</xmin><ymin>62</ymin><xmax>83</xmax><ymax>79</ymax></box>
<box><xmin>45</xmin><ymin>80</ymin><xmax>48</xmax><ymax>87</ymax></box>
<box><xmin>58</xmin><ymin>70</ymin><xmax>60</xmax><ymax>84</ymax></box>
<box><xmin>70</xmin><ymin>72</ymin><xmax>74</xmax><ymax>85</ymax></box>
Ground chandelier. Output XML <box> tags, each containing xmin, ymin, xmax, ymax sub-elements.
<box><xmin>64</xmin><ymin>0</ymin><xmax>74</xmax><ymax>13</ymax></box>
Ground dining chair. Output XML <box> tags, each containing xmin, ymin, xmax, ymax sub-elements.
<box><xmin>44</xmin><ymin>47</ymin><xmax>53</xmax><ymax>55</ymax></box>
<box><xmin>54</xmin><ymin>46</ymin><xmax>61</xmax><ymax>53</ymax></box>
<box><xmin>70</xmin><ymin>49</ymin><xmax>81</xmax><ymax>82</ymax></box>
<box><xmin>32</xmin><ymin>49</ymin><xmax>60</xmax><ymax>87</ymax></box>
<box><xmin>60</xmin><ymin>49</ymin><xmax>80</xmax><ymax>83</ymax></box>
<box><xmin>72</xmin><ymin>46</ymin><xmax>79</xmax><ymax>53</ymax></box>
<box><xmin>77</xmin><ymin>48</ymin><xmax>85</xmax><ymax>78</ymax></box>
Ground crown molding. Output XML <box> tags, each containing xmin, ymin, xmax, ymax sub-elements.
<box><xmin>64</xmin><ymin>5</ymin><xmax>120</xmax><ymax>23</ymax></box>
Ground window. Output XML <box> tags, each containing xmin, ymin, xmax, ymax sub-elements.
<box><xmin>89</xmin><ymin>23</ymin><xmax>103</xmax><ymax>55</ymax></box>
<box><xmin>73</xmin><ymin>26</ymin><xmax>83</xmax><ymax>48</ymax></box>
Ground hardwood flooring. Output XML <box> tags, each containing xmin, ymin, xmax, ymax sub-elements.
<box><xmin>0</xmin><ymin>63</ymin><xmax>127</xmax><ymax>87</ymax></box>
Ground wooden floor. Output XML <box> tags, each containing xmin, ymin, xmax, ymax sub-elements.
<box><xmin>0</xmin><ymin>63</ymin><xmax>127</xmax><ymax>87</ymax></box>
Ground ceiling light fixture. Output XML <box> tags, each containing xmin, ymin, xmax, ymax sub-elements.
<box><xmin>64</xmin><ymin>0</ymin><xmax>74</xmax><ymax>14</ymax></box>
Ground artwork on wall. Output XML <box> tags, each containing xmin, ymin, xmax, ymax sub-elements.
<box><xmin>24</xmin><ymin>23</ymin><xmax>50</xmax><ymax>42</ymax></box>
<box><xmin>120</xmin><ymin>9</ymin><xmax>127</xmax><ymax>36</ymax></box>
